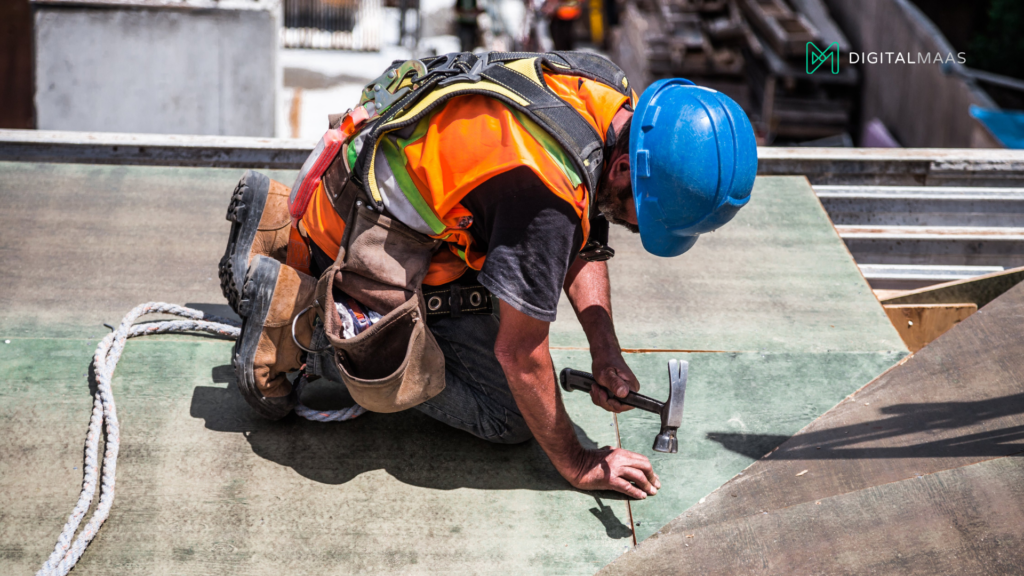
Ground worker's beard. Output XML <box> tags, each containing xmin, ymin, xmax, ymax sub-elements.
<box><xmin>595</xmin><ymin>172</ymin><xmax>640</xmax><ymax>234</ymax></box>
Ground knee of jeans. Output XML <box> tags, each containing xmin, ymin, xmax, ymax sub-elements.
<box><xmin>484</xmin><ymin>411</ymin><xmax>533</xmax><ymax>445</ymax></box>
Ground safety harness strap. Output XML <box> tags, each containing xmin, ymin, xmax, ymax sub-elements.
<box><xmin>353</xmin><ymin>51</ymin><xmax>630</xmax><ymax>214</ymax></box>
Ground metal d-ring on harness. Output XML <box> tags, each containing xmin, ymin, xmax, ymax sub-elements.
<box><xmin>36</xmin><ymin>303</ymin><xmax>365</xmax><ymax>576</ymax></box>
<box><xmin>292</xmin><ymin>304</ymin><xmax>329</xmax><ymax>354</ymax></box>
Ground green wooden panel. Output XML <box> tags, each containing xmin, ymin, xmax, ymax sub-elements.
<box><xmin>607</xmin><ymin>282</ymin><xmax>1024</xmax><ymax>567</ymax></box>
<box><xmin>0</xmin><ymin>162</ymin><xmax>296</xmax><ymax>339</ymax></box>
<box><xmin>0</xmin><ymin>338</ymin><xmax>630</xmax><ymax>575</ymax></box>
<box><xmin>609</xmin><ymin>350</ymin><xmax>906</xmax><ymax>542</ymax></box>
<box><xmin>550</xmin><ymin>177</ymin><xmax>906</xmax><ymax>354</ymax></box>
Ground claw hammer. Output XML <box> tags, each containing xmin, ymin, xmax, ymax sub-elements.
<box><xmin>559</xmin><ymin>360</ymin><xmax>688</xmax><ymax>453</ymax></box>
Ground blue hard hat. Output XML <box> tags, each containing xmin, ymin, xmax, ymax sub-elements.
<box><xmin>629</xmin><ymin>78</ymin><xmax>757</xmax><ymax>257</ymax></box>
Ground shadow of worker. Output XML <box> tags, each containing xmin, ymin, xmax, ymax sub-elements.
<box><xmin>189</xmin><ymin>365</ymin><xmax>612</xmax><ymax>493</ymax></box>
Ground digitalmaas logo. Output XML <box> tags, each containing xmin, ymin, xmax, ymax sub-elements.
<box><xmin>806</xmin><ymin>41</ymin><xmax>840</xmax><ymax>74</ymax></box>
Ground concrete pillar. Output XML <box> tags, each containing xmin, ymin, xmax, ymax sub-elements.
<box><xmin>34</xmin><ymin>0</ymin><xmax>281</xmax><ymax>137</ymax></box>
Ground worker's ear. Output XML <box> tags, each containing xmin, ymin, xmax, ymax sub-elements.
<box><xmin>609</xmin><ymin>150</ymin><xmax>631</xmax><ymax>184</ymax></box>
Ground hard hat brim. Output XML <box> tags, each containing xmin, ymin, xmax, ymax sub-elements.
<box><xmin>637</xmin><ymin>196</ymin><xmax>700</xmax><ymax>257</ymax></box>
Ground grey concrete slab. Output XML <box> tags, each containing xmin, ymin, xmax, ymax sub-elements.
<box><xmin>35</xmin><ymin>6</ymin><xmax>278</xmax><ymax>137</ymax></box>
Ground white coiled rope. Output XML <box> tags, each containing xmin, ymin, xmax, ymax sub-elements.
<box><xmin>36</xmin><ymin>302</ymin><xmax>365</xmax><ymax>576</ymax></box>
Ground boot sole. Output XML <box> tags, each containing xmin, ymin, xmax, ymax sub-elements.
<box><xmin>219</xmin><ymin>170</ymin><xmax>271</xmax><ymax>318</ymax></box>
<box><xmin>232</xmin><ymin>256</ymin><xmax>298</xmax><ymax>420</ymax></box>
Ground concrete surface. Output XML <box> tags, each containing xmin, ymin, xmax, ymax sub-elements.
<box><xmin>35</xmin><ymin>4</ymin><xmax>279</xmax><ymax>137</ymax></box>
<box><xmin>0</xmin><ymin>162</ymin><xmax>905</xmax><ymax>573</ymax></box>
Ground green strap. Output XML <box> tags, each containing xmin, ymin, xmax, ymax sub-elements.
<box><xmin>509</xmin><ymin>108</ymin><xmax>583</xmax><ymax>188</ymax></box>
<box><xmin>378</xmin><ymin>120</ymin><xmax>448</xmax><ymax>235</ymax></box>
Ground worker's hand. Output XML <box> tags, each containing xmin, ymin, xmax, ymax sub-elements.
<box><xmin>590</xmin><ymin>354</ymin><xmax>640</xmax><ymax>413</ymax></box>
<box><xmin>568</xmin><ymin>447</ymin><xmax>660</xmax><ymax>499</ymax></box>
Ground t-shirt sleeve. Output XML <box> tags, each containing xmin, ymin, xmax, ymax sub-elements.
<box><xmin>460</xmin><ymin>167</ymin><xmax>583</xmax><ymax>322</ymax></box>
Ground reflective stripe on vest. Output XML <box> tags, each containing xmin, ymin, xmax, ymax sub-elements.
<box><xmin>373</xmin><ymin>103</ymin><xmax>586</xmax><ymax>240</ymax></box>
<box><xmin>296</xmin><ymin>52</ymin><xmax>633</xmax><ymax>281</ymax></box>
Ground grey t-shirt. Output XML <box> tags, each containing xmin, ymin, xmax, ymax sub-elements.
<box><xmin>461</xmin><ymin>166</ymin><xmax>584</xmax><ymax>322</ymax></box>
<box><xmin>308</xmin><ymin>166</ymin><xmax>584</xmax><ymax>322</ymax></box>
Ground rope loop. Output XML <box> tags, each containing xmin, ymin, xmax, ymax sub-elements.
<box><xmin>36</xmin><ymin>303</ymin><xmax>364</xmax><ymax>576</ymax></box>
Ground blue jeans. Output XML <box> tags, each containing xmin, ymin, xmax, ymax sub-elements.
<box><xmin>306</xmin><ymin>309</ymin><xmax>532</xmax><ymax>444</ymax></box>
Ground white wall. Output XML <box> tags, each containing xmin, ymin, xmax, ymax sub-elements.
<box><xmin>35</xmin><ymin>5</ymin><xmax>279</xmax><ymax>137</ymax></box>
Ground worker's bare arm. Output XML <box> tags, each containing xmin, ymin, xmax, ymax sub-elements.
<box><xmin>494</xmin><ymin>300</ymin><xmax>659</xmax><ymax>499</ymax></box>
<box><xmin>563</xmin><ymin>258</ymin><xmax>641</xmax><ymax>413</ymax></box>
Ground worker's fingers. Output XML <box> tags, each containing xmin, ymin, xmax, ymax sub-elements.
<box><xmin>620</xmin><ymin>366</ymin><xmax>641</xmax><ymax>393</ymax></box>
<box><xmin>593</xmin><ymin>364</ymin><xmax>631</xmax><ymax>399</ymax></box>
<box><xmin>620</xmin><ymin>450</ymin><xmax>661</xmax><ymax>489</ymax></box>
<box><xmin>608</xmin><ymin>477</ymin><xmax>648</xmax><ymax>500</ymax></box>
<box><xmin>589</xmin><ymin>384</ymin><xmax>633</xmax><ymax>413</ymax></box>
<box><xmin>618</xmin><ymin>466</ymin><xmax>657</xmax><ymax>495</ymax></box>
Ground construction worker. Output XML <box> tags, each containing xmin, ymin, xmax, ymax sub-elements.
<box><xmin>542</xmin><ymin>0</ymin><xmax>583</xmax><ymax>50</ymax></box>
<box><xmin>454</xmin><ymin>0</ymin><xmax>483</xmax><ymax>52</ymax></box>
<box><xmin>218</xmin><ymin>51</ymin><xmax>756</xmax><ymax>499</ymax></box>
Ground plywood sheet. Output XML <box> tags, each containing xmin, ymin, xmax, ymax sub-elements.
<box><xmin>882</xmin><ymin>265</ymin><xmax>1024</xmax><ymax>308</ymax></box>
<box><xmin>883</xmin><ymin>302</ymin><xmax>976</xmax><ymax>351</ymax></box>
<box><xmin>599</xmin><ymin>457</ymin><xmax>1024</xmax><ymax>575</ymax></box>
<box><xmin>609</xmin><ymin>349</ymin><xmax>905</xmax><ymax>542</ymax></box>
<box><xmin>598</xmin><ymin>282</ymin><xmax>1024</xmax><ymax>575</ymax></box>
<box><xmin>0</xmin><ymin>339</ymin><xmax>630</xmax><ymax>575</ymax></box>
<box><xmin>0</xmin><ymin>161</ymin><xmax>296</xmax><ymax>338</ymax></box>
<box><xmin>552</xmin><ymin>176</ymin><xmax>906</xmax><ymax>354</ymax></box>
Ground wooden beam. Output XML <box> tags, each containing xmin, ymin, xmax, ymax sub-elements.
<box><xmin>883</xmin><ymin>303</ymin><xmax>977</xmax><ymax>352</ymax></box>
<box><xmin>881</xmin><ymin>265</ymin><xmax>1024</xmax><ymax>308</ymax></box>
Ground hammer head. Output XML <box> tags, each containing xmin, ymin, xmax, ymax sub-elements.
<box><xmin>652</xmin><ymin>359</ymin><xmax>687</xmax><ymax>453</ymax></box>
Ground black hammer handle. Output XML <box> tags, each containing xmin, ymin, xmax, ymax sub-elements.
<box><xmin>559</xmin><ymin>368</ymin><xmax>664</xmax><ymax>415</ymax></box>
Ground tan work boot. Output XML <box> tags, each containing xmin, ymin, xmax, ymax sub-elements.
<box><xmin>219</xmin><ymin>171</ymin><xmax>293</xmax><ymax>317</ymax></box>
<box><xmin>232</xmin><ymin>256</ymin><xmax>319</xmax><ymax>420</ymax></box>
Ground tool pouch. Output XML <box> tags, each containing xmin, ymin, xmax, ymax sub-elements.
<box><xmin>314</xmin><ymin>175</ymin><xmax>445</xmax><ymax>413</ymax></box>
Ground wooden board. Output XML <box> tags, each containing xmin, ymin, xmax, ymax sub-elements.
<box><xmin>597</xmin><ymin>281</ymin><xmax>1024</xmax><ymax>575</ymax></box>
<box><xmin>882</xmin><ymin>265</ymin><xmax>1024</xmax><ymax>308</ymax></box>
<box><xmin>883</xmin><ymin>302</ymin><xmax>977</xmax><ymax>352</ymax></box>
<box><xmin>612</xmin><ymin>349</ymin><xmax>905</xmax><ymax>542</ymax></box>
<box><xmin>0</xmin><ymin>339</ymin><xmax>632</xmax><ymax>575</ymax></box>
<box><xmin>599</xmin><ymin>457</ymin><xmax>1024</xmax><ymax>575</ymax></box>
<box><xmin>553</xmin><ymin>176</ymin><xmax>907</xmax><ymax>355</ymax></box>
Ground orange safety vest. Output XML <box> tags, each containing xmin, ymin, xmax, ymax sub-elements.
<box><xmin>299</xmin><ymin>58</ymin><xmax>633</xmax><ymax>285</ymax></box>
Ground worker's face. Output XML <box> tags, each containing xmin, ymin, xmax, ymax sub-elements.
<box><xmin>597</xmin><ymin>151</ymin><xmax>639</xmax><ymax>233</ymax></box>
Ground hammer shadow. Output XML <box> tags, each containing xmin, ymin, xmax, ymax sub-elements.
<box><xmin>193</xmin><ymin>366</ymin><xmax>630</xmax><ymax>498</ymax></box>
<box><xmin>589</xmin><ymin>497</ymin><xmax>633</xmax><ymax>540</ymax></box>
<box><xmin>707</xmin><ymin>392</ymin><xmax>1024</xmax><ymax>461</ymax></box>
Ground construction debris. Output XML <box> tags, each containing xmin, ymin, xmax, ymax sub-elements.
<box><xmin>611</xmin><ymin>0</ymin><xmax>858</xmax><ymax>144</ymax></box>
